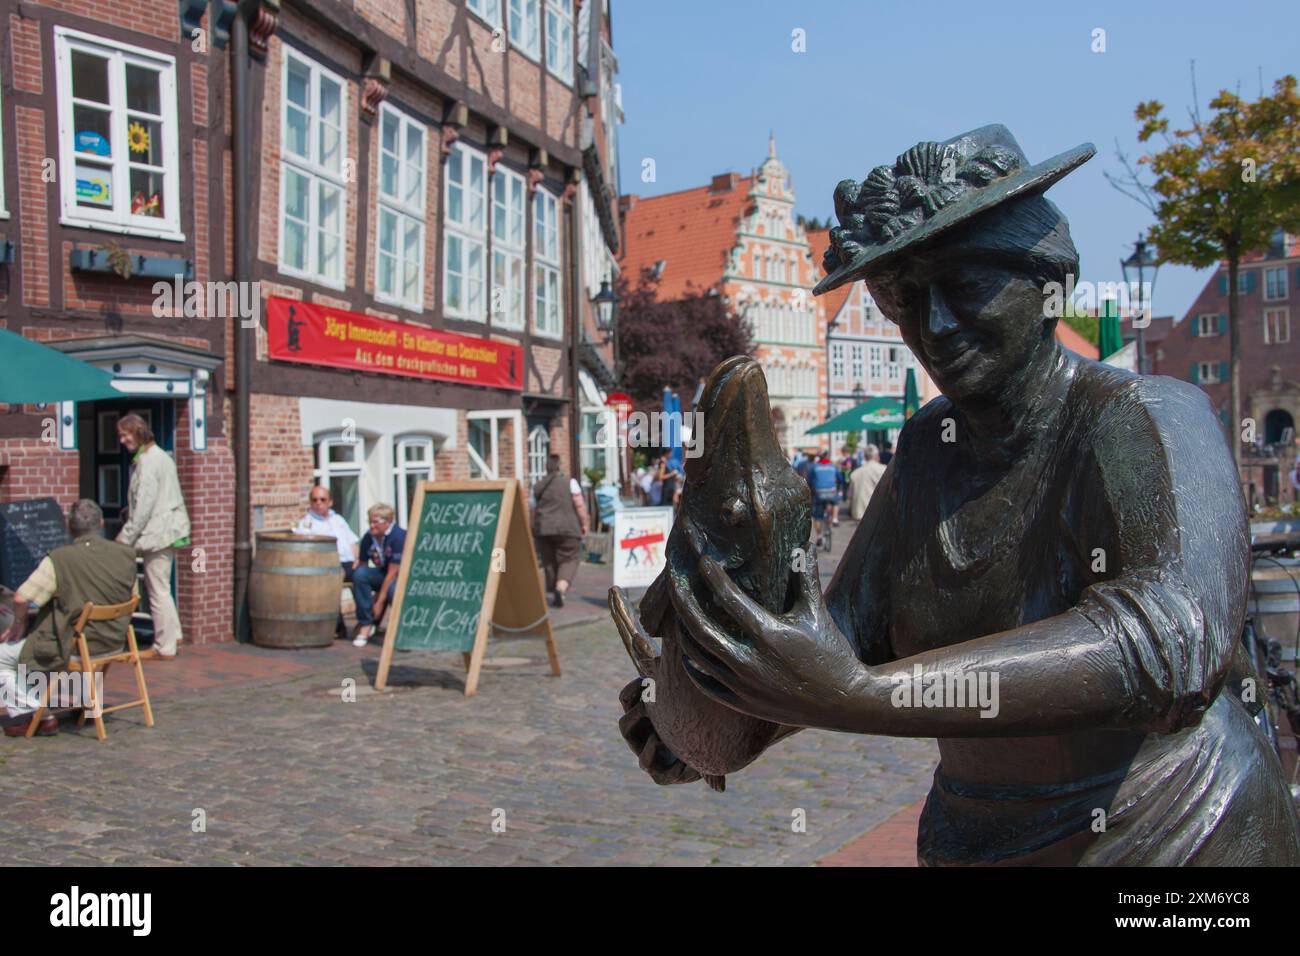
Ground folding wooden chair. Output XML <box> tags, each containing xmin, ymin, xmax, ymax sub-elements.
<box><xmin>26</xmin><ymin>596</ymin><xmax>155</xmax><ymax>741</ymax></box>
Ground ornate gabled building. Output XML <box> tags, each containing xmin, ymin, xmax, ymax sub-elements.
<box><xmin>620</xmin><ymin>136</ymin><xmax>823</xmax><ymax>455</ymax></box>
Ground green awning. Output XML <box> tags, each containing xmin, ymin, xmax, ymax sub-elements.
<box><xmin>807</xmin><ymin>396</ymin><xmax>905</xmax><ymax>434</ymax></box>
<box><xmin>0</xmin><ymin>328</ymin><xmax>122</xmax><ymax>403</ymax></box>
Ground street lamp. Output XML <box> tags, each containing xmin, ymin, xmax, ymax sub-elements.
<box><xmin>1120</xmin><ymin>236</ymin><xmax>1161</xmax><ymax>375</ymax></box>
<box><xmin>592</xmin><ymin>277</ymin><xmax>617</xmax><ymax>336</ymax></box>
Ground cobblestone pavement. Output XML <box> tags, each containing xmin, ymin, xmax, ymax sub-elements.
<box><xmin>0</xmin><ymin>615</ymin><xmax>938</xmax><ymax>866</ymax></box>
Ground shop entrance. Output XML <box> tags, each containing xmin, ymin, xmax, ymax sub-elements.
<box><xmin>76</xmin><ymin>396</ymin><xmax>177</xmax><ymax>645</ymax></box>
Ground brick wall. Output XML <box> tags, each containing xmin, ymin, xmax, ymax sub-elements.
<box><xmin>249</xmin><ymin>393</ymin><xmax>314</xmax><ymax>531</ymax></box>
<box><xmin>0</xmin><ymin>440</ymin><xmax>80</xmax><ymax>509</ymax></box>
<box><xmin>173</xmin><ymin>401</ymin><xmax>234</xmax><ymax>644</ymax></box>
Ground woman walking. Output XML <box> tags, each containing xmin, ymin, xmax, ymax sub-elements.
<box><xmin>532</xmin><ymin>454</ymin><xmax>589</xmax><ymax>608</ymax></box>
<box><xmin>117</xmin><ymin>413</ymin><xmax>190</xmax><ymax>660</ymax></box>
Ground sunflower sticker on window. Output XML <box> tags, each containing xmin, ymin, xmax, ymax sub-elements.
<box><xmin>128</xmin><ymin>122</ymin><xmax>150</xmax><ymax>155</ymax></box>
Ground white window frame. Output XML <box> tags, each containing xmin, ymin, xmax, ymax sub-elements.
<box><xmin>491</xmin><ymin>165</ymin><xmax>528</xmax><ymax>330</ymax></box>
<box><xmin>467</xmin><ymin>0</ymin><xmax>503</xmax><ymax>30</ymax></box>
<box><xmin>278</xmin><ymin>47</ymin><xmax>348</xmax><ymax>289</ymax></box>
<box><xmin>394</xmin><ymin>436</ymin><xmax>435</xmax><ymax>524</ymax></box>
<box><xmin>831</xmin><ymin>343</ymin><xmax>845</xmax><ymax>382</ymax></box>
<box><xmin>533</xmin><ymin>187</ymin><xmax>563</xmax><ymax>339</ymax></box>
<box><xmin>54</xmin><ymin>27</ymin><xmax>182</xmax><ymax>240</ymax></box>
<box><xmin>1198</xmin><ymin>362</ymin><xmax>1221</xmax><ymax>384</ymax></box>
<box><xmin>1265</xmin><ymin>267</ymin><xmax>1288</xmax><ymax>302</ymax></box>
<box><xmin>1265</xmin><ymin>308</ymin><xmax>1291</xmax><ymax>345</ymax></box>
<box><xmin>527</xmin><ymin>424</ymin><xmax>550</xmax><ymax>488</ymax></box>
<box><xmin>374</xmin><ymin>103</ymin><xmax>426</xmax><ymax>311</ymax></box>
<box><xmin>315</xmin><ymin>434</ymin><xmax>365</xmax><ymax>534</ymax></box>
<box><xmin>467</xmin><ymin>409</ymin><xmax>524</xmax><ymax>481</ymax></box>
<box><xmin>1196</xmin><ymin>314</ymin><xmax>1219</xmax><ymax>337</ymax></box>
<box><xmin>509</xmin><ymin>0</ymin><xmax>541</xmax><ymax>60</ymax></box>
<box><xmin>443</xmin><ymin>141</ymin><xmax>488</xmax><ymax>320</ymax></box>
<box><xmin>545</xmin><ymin>0</ymin><xmax>574</xmax><ymax>84</ymax></box>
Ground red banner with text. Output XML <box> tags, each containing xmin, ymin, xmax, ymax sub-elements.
<box><xmin>266</xmin><ymin>297</ymin><xmax>523</xmax><ymax>391</ymax></box>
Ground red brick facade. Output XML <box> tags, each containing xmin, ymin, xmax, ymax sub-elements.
<box><xmin>0</xmin><ymin>0</ymin><xmax>622</xmax><ymax>642</ymax></box>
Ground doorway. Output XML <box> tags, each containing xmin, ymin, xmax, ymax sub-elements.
<box><xmin>77</xmin><ymin>397</ymin><xmax>177</xmax><ymax>646</ymax></box>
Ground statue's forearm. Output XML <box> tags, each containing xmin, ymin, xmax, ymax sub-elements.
<box><xmin>846</xmin><ymin>609</ymin><xmax>1141</xmax><ymax>738</ymax></box>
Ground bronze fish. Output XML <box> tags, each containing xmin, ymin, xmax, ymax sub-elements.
<box><xmin>610</xmin><ymin>356</ymin><xmax>812</xmax><ymax>790</ymax></box>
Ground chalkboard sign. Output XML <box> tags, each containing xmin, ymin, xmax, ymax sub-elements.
<box><xmin>376</xmin><ymin>479</ymin><xmax>559</xmax><ymax>696</ymax></box>
<box><xmin>0</xmin><ymin>498</ymin><xmax>71</xmax><ymax>592</ymax></box>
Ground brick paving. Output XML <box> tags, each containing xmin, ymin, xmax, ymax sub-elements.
<box><xmin>0</xmin><ymin>517</ymin><xmax>939</xmax><ymax>866</ymax></box>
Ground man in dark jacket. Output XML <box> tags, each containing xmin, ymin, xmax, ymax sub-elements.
<box><xmin>0</xmin><ymin>500</ymin><xmax>137</xmax><ymax>737</ymax></box>
<box><xmin>533</xmin><ymin>455</ymin><xmax>590</xmax><ymax>608</ymax></box>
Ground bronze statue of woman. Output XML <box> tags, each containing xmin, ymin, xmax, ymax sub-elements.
<box><xmin>610</xmin><ymin>125</ymin><xmax>1300</xmax><ymax>865</ymax></box>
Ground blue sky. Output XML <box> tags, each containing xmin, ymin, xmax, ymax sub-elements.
<box><xmin>613</xmin><ymin>0</ymin><xmax>1300</xmax><ymax>321</ymax></box>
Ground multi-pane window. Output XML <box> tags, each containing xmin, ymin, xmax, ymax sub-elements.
<box><xmin>850</xmin><ymin>344</ymin><xmax>864</xmax><ymax>384</ymax></box>
<box><xmin>315</xmin><ymin>436</ymin><xmax>364</xmax><ymax>534</ymax></box>
<box><xmin>831</xmin><ymin>343</ymin><xmax>845</xmax><ymax>382</ymax></box>
<box><xmin>1197</xmin><ymin>362</ymin><xmax>1222</xmax><ymax>384</ymax></box>
<box><xmin>1195</xmin><ymin>314</ymin><xmax>1221</xmax><ymax>337</ymax></box>
<box><xmin>468</xmin><ymin>0</ymin><xmax>503</xmax><ymax>28</ymax></box>
<box><xmin>1265</xmin><ymin>267</ymin><xmax>1288</xmax><ymax>302</ymax></box>
<box><xmin>394</xmin><ymin>437</ymin><xmax>435</xmax><ymax>525</ymax></box>
<box><xmin>491</xmin><ymin>167</ymin><xmax>527</xmax><ymax>329</ymax></box>
<box><xmin>280</xmin><ymin>49</ymin><xmax>347</xmax><ymax>286</ymax></box>
<box><xmin>545</xmin><ymin>0</ymin><xmax>574</xmax><ymax>83</ymax></box>
<box><xmin>444</xmin><ymin>142</ymin><xmax>487</xmax><ymax>319</ymax></box>
<box><xmin>509</xmin><ymin>0</ymin><xmax>540</xmax><ymax>59</ymax></box>
<box><xmin>55</xmin><ymin>28</ymin><xmax>181</xmax><ymax>237</ymax></box>
<box><xmin>1265</xmin><ymin>308</ymin><xmax>1291</xmax><ymax>345</ymax></box>
<box><xmin>375</xmin><ymin>104</ymin><xmax>425</xmax><ymax>310</ymax></box>
<box><xmin>533</xmin><ymin>188</ymin><xmax>562</xmax><ymax>337</ymax></box>
<box><xmin>527</xmin><ymin>425</ymin><xmax>550</xmax><ymax>488</ymax></box>
<box><xmin>868</xmin><ymin>345</ymin><xmax>882</xmax><ymax>383</ymax></box>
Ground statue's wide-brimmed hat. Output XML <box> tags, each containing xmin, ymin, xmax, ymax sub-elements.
<box><xmin>813</xmin><ymin>124</ymin><xmax>1095</xmax><ymax>296</ymax></box>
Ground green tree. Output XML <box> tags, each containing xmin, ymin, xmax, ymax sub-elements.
<box><xmin>1108</xmin><ymin>70</ymin><xmax>1300</xmax><ymax>472</ymax></box>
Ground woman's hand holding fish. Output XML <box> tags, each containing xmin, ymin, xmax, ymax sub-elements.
<box><xmin>669</xmin><ymin>553</ymin><xmax>874</xmax><ymax>732</ymax></box>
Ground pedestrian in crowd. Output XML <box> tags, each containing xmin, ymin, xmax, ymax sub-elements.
<box><xmin>878</xmin><ymin>439</ymin><xmax>894</xmax><ymax>466</ymax></box>
<box><xmin>532</xmin><ymin>454</ymin><xmax>590</xmax><ymax>608</ymax></box>
<box><xmin>849</xmin><ymin>444</ymin><xmax>888</xmax><ymax>520</ymax></box>
<box><xmin>808</xmin><ymin>447</ymin><xmax>840</xmax><ymax>520</ymax></box>
<box><xmin>795</xmin><ymin>448</ymin><xmax>816</xmax><ymax>485</ymax></box>
<box><xmin>351</xmin><ymin>503</ymin><xmax>406</xmax><ymax>648</ymax></box>
<box><xmin>116</xmin><ymin>413</ymin><xmax>189</xmax><ymax>660</ymax></box>
<box><xmin>655</xmin><ymin>451</ymin><xmax>682</xmax><ymax>512</ymax></box>
<box><xmin>295</xmin><ymin>486</ymin><xmax>360</xmax><ymax>640</ymax></box>
<box><xmin>0</xmin><ymin>500</ymin><xmax>136</xmax><ymax>737</ymax></box>
<box><xmin>1292</xmin><ymin>458</ymin><xmax>1300</xmax><ymax>504</ymax></box>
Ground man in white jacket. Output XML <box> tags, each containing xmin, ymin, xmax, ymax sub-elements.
<box><xmin>116</xmin><ymin>413</ymin><xmax>191</xmax><ymax>659</ymax></box>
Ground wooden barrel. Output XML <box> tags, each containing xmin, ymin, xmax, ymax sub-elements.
<box><xmin>1250</xmin><ymin>556</ymin><xmax>1300</xmax><ymax>660</ymax></box>
<box><xmin>249</xmin><ymin>532</ymin><xmax>341</xmax><ymax>648</ymax></box>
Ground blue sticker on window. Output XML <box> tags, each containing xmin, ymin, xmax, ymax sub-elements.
<box><xmin>75</xmin><ymin>130</ymin><xmax>111</xmax><ymax>156</ymax></box>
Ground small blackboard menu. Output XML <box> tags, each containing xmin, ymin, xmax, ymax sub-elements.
<box><xmin>375</xmin><ymin>479</ymin><xmax>559</xmax><ymax>696</ymax></box>
<box><xmin>0</xmin><ymin>498</ymin><xmax>70</xmax><ymax>592</ymax></box>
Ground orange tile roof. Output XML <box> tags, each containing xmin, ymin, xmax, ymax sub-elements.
<box><xmin>620</xmin><ymin>176</ymin><xmax>754</xmax><ymax>300</ymax></box>
<box><xmin>1055</xmin><ymin>320</ymin><xmax>1098</xmax><ymax>358</ymax></box>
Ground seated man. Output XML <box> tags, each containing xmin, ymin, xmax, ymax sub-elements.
<box><xmin>351</xmin><ymin>503</ymin><xmax>406</xmax><ymax>648</ymax></box>
<box><xmin>0</xmin><ymin>500</ymin><xmax>137</xmax><ymax>737</ymax></box>
<box><xmin>294</xmin><ymin>486</ymin><xmax>360</xmax><ymax>640</ymax></box>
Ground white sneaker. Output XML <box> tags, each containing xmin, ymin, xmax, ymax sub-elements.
<box><xmin>352</xmin><ymin>626</ymin><xmax>372</xmax><ymax>647</ymax></box>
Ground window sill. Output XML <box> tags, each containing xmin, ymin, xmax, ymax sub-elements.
<box><xmin>278</xmin><ymin>262</ymin><xmax>347</xmax><ymax>292</ymax></box>
<box><xmin>374</xmin><ymin>292</ymin><xmax>424</xmax><ymax>314</ymax></box>
<box><xmin>59</xmin><ymin>216</ymin><xmax>185</xmax><ymax>242</ymax></box>
<box><xmin>531</xmin><ymin>328</ymin><xmax>563</xmax><ymax>342</ymax></box>
<box><xmin>547</xmin><ymin>68</ymin><xmax>574</xmax><ymax>88</ymax></box>
<box><xmin>510</xmin><ymin>41</ymin><xmax>541</xmax><ymax>62</ymax></box>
